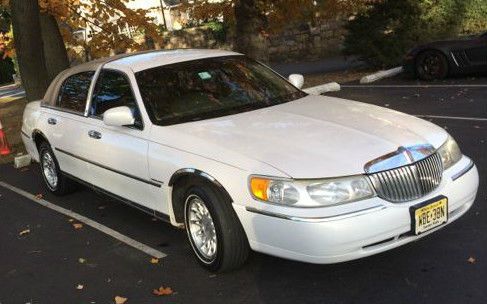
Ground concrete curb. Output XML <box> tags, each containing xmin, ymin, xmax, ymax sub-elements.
<box><xmin>360</xmin><ymin>67</ymin><xmax>403</xmax><ymax>84</ymax></box>
<box><xmin>303</xmin><ymin>82</ymin><xmax>341</xmax><ymax>95</ymax></box>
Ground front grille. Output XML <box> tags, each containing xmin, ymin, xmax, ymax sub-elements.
<box><xmin>368</xmin><ymin>153</ymin><xmax>443</xmax><ymax>203</ymax></box>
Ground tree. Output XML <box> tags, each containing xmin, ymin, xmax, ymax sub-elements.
<box><xmin>40</xmin><ymin>0</ymin><xmax>162</xmax><ymax>59</ymax></box>
<box><xmin>10</xmin><ymin>0</ymin><xmax>50</xmax><ymax>100</ymax></box>
<box><xmin>39</xmin><ymin>12</ymin><xmax>69</xmax><ymax>81</ymax></box>
<box><xmin>234</xmin><ymin>0</ymin><xmax>267</xmax><ymax>61</ymax></box>
<box><xmin>7</xmin><ymin>0</ymin><xmax>163</xmax><ymax>99</ymax></box>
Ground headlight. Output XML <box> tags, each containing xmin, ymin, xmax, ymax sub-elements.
<box><xmin>249</xmin><ymin>175</ymin><xmax>375</xmax><ymax>207</ymax></box>
<box><xmin>249</xmin><ymin>177</ymin><xmax>300</xmax><ymax>205</ymax></box>
<box><xmin>437</xmin><ymin>135</ymin><xmax>462</xmax><ymax>169</ymax></box>
<box><xmin>306</xmin><ymin>176</ymin><xmax>375</xmax><ymax>206</ymax></box>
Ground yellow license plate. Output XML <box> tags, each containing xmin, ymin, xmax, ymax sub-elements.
<box><xmin>412</xmin><ymin>197</ymin><xmax>448</xmax><ymax>235</ymax></box>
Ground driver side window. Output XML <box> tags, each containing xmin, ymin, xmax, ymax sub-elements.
<box><xmin>90</xmin><ymin>70</ymin><xmax>143</xmax><ymax>128</ymax></box>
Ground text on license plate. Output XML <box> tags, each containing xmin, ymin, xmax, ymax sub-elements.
<box><xmin>413</xmin><ymin>197</ymin><xmax>448</xmax><ymax>234</ymax></box>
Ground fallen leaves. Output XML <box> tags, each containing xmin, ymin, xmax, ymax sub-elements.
<box><xmin>150</xmin><ymin>257</ymin><xmax>159</xmax><ymax>264</ymax></box>
<box><xmin>152</xmin><ymin>286</ymin><xmax>173</xmax><ymax>296</ymax></box>
<box><xmin>19</xmin><ymin>229</ymin><xmax>30</xmax><ymax>236</ymax></box>
<box><xmin>467</xmin><ymin>256</ymin><xmax>476</xmax><ymax>264</ymax></box>
<box><xmin>35</xmin><ymin>193</ymin><xmax>43</xmax><ymax>200</ymax></box>
<box><xmin>72</xmin><ymin>223</ymin><xmax>83</xmax><ymax>229</ymax></box>
<box><xmin>114</xmin><ymin>296</ymin><xmax>128</xmax><ymax>304</ymax></box>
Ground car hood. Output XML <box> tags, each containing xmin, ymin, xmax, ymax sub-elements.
<box><xmin>166</xmin><ymin>95</ymin><xmax>448</xmax><ymax>178</ymax></box>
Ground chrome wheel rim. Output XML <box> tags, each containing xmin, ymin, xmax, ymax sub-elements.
<box><xmin>420</xmin><ymin>53</ymin><xmax>443</xmax><ymax>78</ymax></box>
<box><xmin>186</xmin><ymin>195</ymin><xmax>217</xmax><ymax>262</ymax></box>
<box><xmin>42</xmin><ymin>151</ymin><xmax>58</xmax><ymax>190</ymax></box>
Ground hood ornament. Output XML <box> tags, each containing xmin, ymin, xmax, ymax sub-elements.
<box><xmin>364</xmin><ymin>144</ymin><xmax>436</xmax><ymax>174</ymax></box>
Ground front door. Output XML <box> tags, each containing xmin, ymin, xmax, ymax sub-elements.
<box><xmin>79</xmin><ymin>69</ymin><xmax>161</xmax><ymax>211</ymax></box>
<box><xmin>464</xmin><ymin>34</ymin><xmax>487</xmax><ymax>68</ymax></box>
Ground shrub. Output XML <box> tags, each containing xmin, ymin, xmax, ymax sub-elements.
<box><xmin>203</xmin><ymin>21</ymin><xmax>227</xmax><ymax>43</ymax></box>
<box><xmin>344</xmin><ymin>0</ymin><xmax>487</xmax><ymax>68</ymax></box>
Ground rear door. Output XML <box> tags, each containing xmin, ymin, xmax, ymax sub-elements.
<box><xmin>40</xmin><ymin>71</ymin><xmax>96</xmax><ymax>183</ymax></box>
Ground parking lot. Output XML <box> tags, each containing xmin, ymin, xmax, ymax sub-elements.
<box><xmin>1</xmin><ymin>75</ymin><xmax>486</xmax><ymax>304</ymax></box>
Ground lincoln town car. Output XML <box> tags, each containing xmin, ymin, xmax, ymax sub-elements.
<box><xmin>21</xmin><ymin>50</ymin><xmax>479</xmax><ymax>271</ymax></box>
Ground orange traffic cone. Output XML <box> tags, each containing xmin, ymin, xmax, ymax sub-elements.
<box><xmin>0</xmin><ymin>123</ymin><xmax>12</xmax><ymax>155</ymax></box>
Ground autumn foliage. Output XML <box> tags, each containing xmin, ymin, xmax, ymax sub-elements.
<box><xmin>181</xmin><ymin>0</ymin><xmax>378</xmax><ymax>34</ymax></box>
<box><xmin>38</xmin><ymin>0</ymin><xmax>162</xmax><ymax>59</ymax></box>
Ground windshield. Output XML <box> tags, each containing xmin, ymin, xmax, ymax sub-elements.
<box><xmin>135</xmin><ymin>55</ymin><xmax>306</xmax><ymax>125</ymax></box>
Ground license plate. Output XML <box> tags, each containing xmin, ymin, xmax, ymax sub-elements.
<box><xmin>410</xmin><ymin>196</ymin><xmax>448</xmax><ymax>235</ymax></box>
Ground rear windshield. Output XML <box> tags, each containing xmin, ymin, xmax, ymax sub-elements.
<box><xmin>135</xmin><ymin>55</ymin><xmax>306</xmax><ymax>125</ymax></box>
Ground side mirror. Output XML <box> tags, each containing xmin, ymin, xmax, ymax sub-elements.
<box><xmin>103</xmin><ymin>106</ymin><xmax>135</xmax><ymax>127</ymax></box>
<box><xmin>288</xmin><ymin>74</ymin><xmax>304</xmax><ymax>89</ymax></box>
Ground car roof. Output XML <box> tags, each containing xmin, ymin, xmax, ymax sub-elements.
<box><xmin>105</xmin><ymin>49</ymin><xmax>241</xmax><ymax>72</ymax></box>
<box><xmin>42</xmin><ymin>49</ymin><xmax>241</xmax><ymax>106</ymax></box>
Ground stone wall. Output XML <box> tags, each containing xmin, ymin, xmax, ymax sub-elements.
<box><xmin>160</xmin><ymin>21</ymin><xmax>347</xmax><ymax>63</ymax></box>
<box><xmin>266</xmin><ymin>21</ymin><xmax>347</xmax><ymax>63</ymax></box>
<box><xmin>161</xmin><ymin>25</ymin><xmax>231</xmax><ymax>50</ymax></box>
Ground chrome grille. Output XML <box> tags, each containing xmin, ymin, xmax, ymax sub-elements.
<box><xmin>368</xmin><ymin>153</ymin><xmax>443</xmax><ymax>202</ymax></box>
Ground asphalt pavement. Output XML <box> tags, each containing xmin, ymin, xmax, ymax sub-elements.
<box><xmin>0</xmin><ymin>76</ymin><xmax>486</xmax><ymax>304</ymax></box>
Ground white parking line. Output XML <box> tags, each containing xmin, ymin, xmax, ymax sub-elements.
<box><xmin>342</xmin><ymin>84</ymin><xmax>487</xmax><ymax>88</ymax></box>
<box><xmin>0</xmin><ymin>181</ymin><xmax>167</xmax><ymax>259</ymax></box>
<box><xmin>415</xmin><ymin>115</ymin><xmax>487</xmax><ymax>122</ymax></box>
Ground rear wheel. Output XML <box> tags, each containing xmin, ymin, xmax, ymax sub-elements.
<box><xmin>415</xmin><ymin>50</ymin><xmax>449</xmax><ymax>80</ymax></box>
<box><xmin>38</xmin><ymin>141</ymin><xmax>76</xmax><ymax>195</ymax></box>
<box><xmin>183</xmin><ymin>183</ymin><xmax>249</xmax><ymax>272</ymax></box>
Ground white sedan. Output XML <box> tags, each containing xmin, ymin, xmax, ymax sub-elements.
<box><xmin>21</xmin><ymin>49</ymin><xmax>479</xmax><ymax>272</ymax></box>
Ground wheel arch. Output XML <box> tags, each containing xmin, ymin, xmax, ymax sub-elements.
<box><xmin>168</xmin><ymin>168</ymin><xmax>234</xmax><ymax>224</ymax></box>
<box><xmin>31</xmin><ymin>129</ymin><xmax>50</xmax><ymax>160</ymax></box>
<box><xmin>414</xmin><ymin>48</ymin><xmax>450</xmax><ymax>67</ymax></box>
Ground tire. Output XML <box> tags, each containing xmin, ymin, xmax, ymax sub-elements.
<box><xmin>415</xmin><ymin>50</ymin><xmax>449</xmax><ymax>81</ymax></box>
<box><xmin>183</xmin><ymin>182</ymin><xmax>249</xmax><ymax>272</ymax></box>
<box><xmin>38</xmin><ymin>141</ymin><xmax>77</xmax><ymax>195</ymax></box>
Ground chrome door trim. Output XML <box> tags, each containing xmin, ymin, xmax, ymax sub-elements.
<box><xmin>55</xmin><ymin>147</ymin><xmax>162</xmax><ymax>187</ymax></box>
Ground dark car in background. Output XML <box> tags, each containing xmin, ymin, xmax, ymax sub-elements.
<box><xmin>404</xmin><ymin>32</ymin><xmax>487</xmax><ymax>80</ymax></box>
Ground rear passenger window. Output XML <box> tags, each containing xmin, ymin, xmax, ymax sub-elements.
<box><xmin>90</xmin><ymin>70</ymin><xmax>142</xmax><ymax>127</ymax></box>
<box><xmin>57</xmin><ymin>72</ymin><xmax>94</xmax><ymax>113</ymax></box>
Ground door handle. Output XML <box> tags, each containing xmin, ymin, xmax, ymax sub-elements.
<box><xmin>88</xmin><ymin>130</ymin><xmax>102</xmax><ymax>139</ymax></box>
<box><xmin>47</xmin><ymin>118</ymin><xmax>57</xmax><ymax>125</ymax></box>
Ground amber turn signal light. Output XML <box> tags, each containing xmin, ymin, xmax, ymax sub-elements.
<box><xmin>250</xmin><ymin>177</ymin><xmax>269</xmax><ymax>201</ymax></box>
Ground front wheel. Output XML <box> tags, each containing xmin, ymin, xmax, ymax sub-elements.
<box><xmin>415</xmin><ymin>50</ymin><xmax>449</xmax><ymax>80</ymax></box>
<box><xmin>184</xmin><ymin>184</ymin><xmax>249</xmax><ymax>272</ymax></box>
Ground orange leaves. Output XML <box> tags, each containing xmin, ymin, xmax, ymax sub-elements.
<box><xmin>150</xmin><ymin>257</ymin><xmax>159</xmax><ymax>264</ymax></box>
<box><xmin>35</xmin><ymin>193</ymin><xmax>43</xmax><ymax>200</ymax></box>
<box><xmin>152</xmin><ymin>286</ymin><xmax>173</xmax><ymax>296</ymax></box>
<box><xmin>114</xmin><ymin>296</ymin><xmax>128</xmax><ymax>304</ymax></box>
<box><xmin>19</xmin><ymin>229</ymin><xmax>30</xmax><ymax>236</ymax></box>
<box><xmin>42</xmin><ymin>0</ymin><xmax>163</xmax><ymax>59</ymax></box>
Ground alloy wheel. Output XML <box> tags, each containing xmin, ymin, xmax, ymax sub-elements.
<box><xmin>186</xmin><ymin>194</ymin><xmax>218</xmax><ymax>263</ymax></box>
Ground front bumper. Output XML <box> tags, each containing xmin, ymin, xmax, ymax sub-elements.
<box><xmin>234</xmin><ymin>157</ymin><xmax>479</xmax><ymax>264</ymax></box>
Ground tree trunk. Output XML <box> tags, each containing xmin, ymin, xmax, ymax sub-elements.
<box><xmin>40</xmin><ymin>13</ymin><xmax>69</xmax><ymax>82</ymax></box>
<box><xmin>10</xmin><ymin>0</ymin><xmax>49</xmax><ymax>101</ymax></box>
<box><xmin>234</xmin><ymin>0</ymin><xmax>268</xmax><ymax>62</ymax></box>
